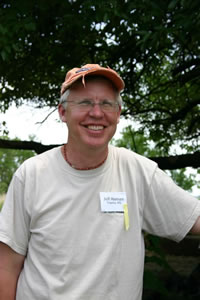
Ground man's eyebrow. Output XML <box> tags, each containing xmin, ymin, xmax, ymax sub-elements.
<box><xmin>73</xmin><ymin>97</ymin><xmax>114</xmax><ymax>102</ymax></box>
<box><xmin>75</xmin><ymin>97</ymin><xmax>93</xmax><ymax>101</ymax></box>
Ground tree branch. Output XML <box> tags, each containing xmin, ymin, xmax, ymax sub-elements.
<box><xmin>151</xmin><ymin>152</ymin><xmax>200</xmax><ymax>170</ymax></box>
<box><xmin>172</xmin><ymin>59</ymin><xmax>200</xmax><ymax>76</ymax></box>
<box><xmin>0</xmin><ymin>139</ymin><xmax>60</xmax><ymax>154</ymax></box>
<box><xmin>0</xmin><ymin>139</ymin><xmax>199</xmax><ymax>170</ymax></box>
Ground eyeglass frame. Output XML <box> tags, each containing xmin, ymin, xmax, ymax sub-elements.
<box><xmin>62</xmin><ymin>99</ymin><xmax>120</xmax><ymax>112</ymax></box>
<box><xmin>60</xmin><ymin>84</ymin><xmax>123</xmax><ymax>110</ymax></box>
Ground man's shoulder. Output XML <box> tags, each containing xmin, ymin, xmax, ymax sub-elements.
<box><xmin>25</xmin><ymin>146</ymin><xmax>60</xmax><ymax>164</ymax></box>
<box><xmin>15</xmin><ymin>146</ymin><xmax>61</xmax><ymax>177</ymax></box>
<box><xmin>110</xmin><ymin>145</ymin><xmax>157</xmax><ymax>167</ymax></box>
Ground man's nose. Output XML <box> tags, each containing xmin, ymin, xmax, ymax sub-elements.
<box><xmin>89</xmin><ymin>103</ymin><xmax>104</xmax><ymax>117</ymax></box>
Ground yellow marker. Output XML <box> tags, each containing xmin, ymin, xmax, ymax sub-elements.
<box><xmin>123</xmin><ymin>203</ymin><xmax>129</xmax><ymax>231</ymax></box>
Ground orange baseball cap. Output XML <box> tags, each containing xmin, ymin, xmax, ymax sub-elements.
<box><xmin>60</xmin><ymin>63</ymin><xmax>125</xmax><ymax>95</ymax></box>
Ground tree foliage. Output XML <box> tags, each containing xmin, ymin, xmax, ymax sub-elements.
<box><xmin>0</xmin><ymin>0</ymin><xmax>199</xmax><ymax>167</ymax></box>
<box><xmin>0</xmin><ymin>137</ymin><xmax>35</xmax><ymax>194</ymax></box>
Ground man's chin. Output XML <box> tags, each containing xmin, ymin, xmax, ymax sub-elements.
<box><xmin>81</xmin><ymin>138</ymin><xmax>109</xmax><ymax>150</ymax></box>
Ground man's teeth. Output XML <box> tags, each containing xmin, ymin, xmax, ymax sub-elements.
<box><xmin>87</xmin><ymin>125</ymin><xmax>104</xmax><ymax>130</ymax></box>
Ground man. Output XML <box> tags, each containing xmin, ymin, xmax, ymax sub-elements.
<box><xmin>0</xmin><ymin>64</ymin><xmax>200</xmax><ymax>300</ymax></box>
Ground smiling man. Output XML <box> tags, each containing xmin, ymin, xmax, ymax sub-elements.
<box><xmin>59</xmin><ymin>72</ymin><xmax>121</xmax><ymax>169</ymax></box>
<box><xmin>0</xmin><ymin>64</ymin><xmax>200</xmax><ymax>300</ymax></box>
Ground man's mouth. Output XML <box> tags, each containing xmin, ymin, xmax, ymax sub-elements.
<box><xmin>86</xmin><ymin>125</ymin><xmax>105</xmax><ymax>131</ymax></box>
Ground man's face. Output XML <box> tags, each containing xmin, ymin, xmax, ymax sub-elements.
<box><xmin>59</xmin><ymin>78</ymin><xmax>121</xmax><ymax>151</ymax></box>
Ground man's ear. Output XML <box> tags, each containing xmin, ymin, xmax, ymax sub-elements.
<box><xmin>58</xmin><ymin>104</ymin><xmax>67</xmax><ymax>123</ymax></box>
<box><xmin>117</xmin><ymin>106</ymin><xmax>121</xmax><ymax>123</ymax></box>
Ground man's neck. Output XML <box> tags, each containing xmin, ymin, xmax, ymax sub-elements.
<box><xmin>62</xmin><ymin>143</ymin><xmax>109</xmax><ymax>170</ymax></box>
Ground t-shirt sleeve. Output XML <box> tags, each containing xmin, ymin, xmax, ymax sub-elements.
<box><xmin>142</xmin><ymin>167</ymin><xmax>200</xmax><ymax>242</ymax></box>
<box><xmin>0</xmin><ymin>173</ymin><xmax>30</xmax><ymax>255</ymax></box>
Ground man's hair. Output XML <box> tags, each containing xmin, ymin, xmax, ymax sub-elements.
<box><xmin>59</xmin><ymin>75</ymin><xmax>122</xmax><ymax>108</ymax></box>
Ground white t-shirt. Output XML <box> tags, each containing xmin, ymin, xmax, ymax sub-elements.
<box><xmin>0</xmin><ymin>146</ymin><xmax>200</xmax><ymax>300</ymax></box>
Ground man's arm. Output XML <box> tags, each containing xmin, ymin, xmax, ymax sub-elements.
<box><xmin>0</xmin><ymin>242</ymin><xmax>25</xmax><ymax>300</ymax></box>
<box><xmin>190</xmin><ymin>216</ymin><xmax>200</xmax><ymax>234</ymax></box>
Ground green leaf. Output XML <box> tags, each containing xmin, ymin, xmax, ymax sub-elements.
<box><xmin>1</xmin><ymin>50</ymin><xmax>7</xmax><ymax>61</ymax></box>
<box><xmin>24</xmin><ymin>22</ymin><xmax>36</xmax><ymax>31</ymax></box>
<box><xmin>168</xmin><ymin>0</ymin><xmax>179</xmax><ymax>10</ymax></box>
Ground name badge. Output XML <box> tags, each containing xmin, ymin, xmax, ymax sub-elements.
<box><xmin>100</xmin><ymin>192</ymin><xmax>127</xmax><ymax>213</ymax></box>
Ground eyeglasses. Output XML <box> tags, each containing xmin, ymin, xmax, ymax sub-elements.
<box><xmin>66</xmin><ymin>99</ymin><xmax>120</xmax><ymax>112</ymax></box>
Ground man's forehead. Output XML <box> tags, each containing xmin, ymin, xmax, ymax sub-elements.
<box><xmin>68</xmin><ymin>80</ymin><xmax>117</xmax><ymax>101</ymax></box>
